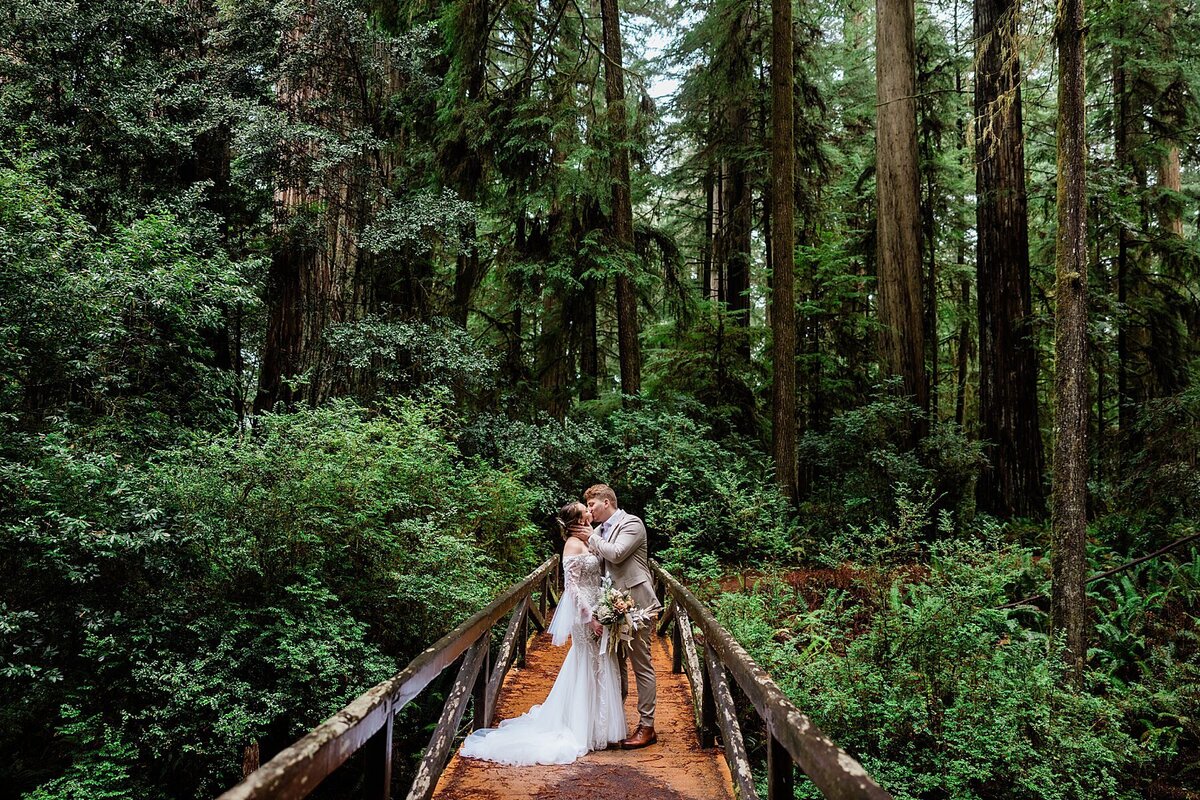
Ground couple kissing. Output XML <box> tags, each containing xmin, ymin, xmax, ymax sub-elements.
<box><xmin>459</xmin><ymin>484</ymin><xmax>661</xmax><ymax>766</ymax></box>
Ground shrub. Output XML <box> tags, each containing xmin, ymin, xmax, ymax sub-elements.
<box><xmin>712</xmin><ymin>543</ymin><xmax>1143</xmax><ymax>800</ymax></box>
<box><xmin>603</xmin><ymin>406</ymin><xmax>797</xmax><ymax>579</ymax></box>
<box><xmin>796</xmin><ymin>394</ymin><xmax>985</xmax><ymax>553</ymax></box>
<box><xmin>0</xmin><ymin>398</ymin><xmax>542</xmax><ymax>798</ymax></box>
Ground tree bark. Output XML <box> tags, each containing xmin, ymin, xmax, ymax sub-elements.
<box><xmin>875</xmin><ymin>0</ymin><xmax>927</xmax><ymax>428</ymax></box>
<box><xmin>1113</xmin><ymin>37</ymin><xmax>1146</xmax><ymax>444</ymax></box>
<box><xmin>598</xmin><ymin>0</ymin><xmax>642</xmax><ymax>397</ymax></box>
<box><xmin>1051</xmin><ymin>0</ymin><xmax>1089</xmax><ymax>686</ymax></box>
<box><xmin>771</xmin><ymin>0</ymin><xmax>797</xmax><ymax>501</ymax></box>
<box><xmin>449</xmin><ymin>0</ymin><xmax>491</xmax><ymax>328</ymax></box>
<box><xmin>974</xmin><ymin>0</ymin><xmax>1046</xmax><ymax>518</ymax></box>
<box><xmin>724</xmin><ymin>2</ymin><xmax>754</xmax><ymax>361</ymax></box>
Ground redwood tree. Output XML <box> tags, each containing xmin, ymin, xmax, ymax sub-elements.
<box><xmin>875</xmin><ymin>0</ymin><xmax>927</xmax><ymax>424</ymax></box>
<box><xmin>1051</xmin><ymin>0</ymin><xmax>1089</xmax><ymax>685</ymax></box>
<box><xmin>974</xmin><ymin>0</ymin><xmax>1046</xmax><ymax>518</ymax></box>
<box><xmin>598</xmin><ymin>0</ymin><xmax>642</xmax><ymax>397</ymax></box>
<box><xmin>770</xmin><ymin>0</ymin><xmax>796</xmax><ymax>500</ymax></box>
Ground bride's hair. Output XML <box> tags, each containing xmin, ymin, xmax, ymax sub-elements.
<box><xmin>554</xmin><ymin>501</ymin><xmax>586</xmax><ymax>541</ymax></box>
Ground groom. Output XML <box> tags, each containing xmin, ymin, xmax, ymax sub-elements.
<box><xmin>569</xmin><ymin>484</ymin><xmax>662</xmax><ymax>749</ymax></box>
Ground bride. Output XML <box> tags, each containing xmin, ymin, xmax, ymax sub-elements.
<box><xmin>458</xmin><ymin>501</ymin><xmax>626</xmax><ymax>765</ymax></box>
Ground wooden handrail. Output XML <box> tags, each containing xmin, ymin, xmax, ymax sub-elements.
<box><xmin>217</xmin><ymin>555</ymin><xmax>559</xmax><ymax>800</ymax></box>
<box><xmin>650</xmin><ymin>560</ymin><xmax>893</xmax><ymax>800</ymax></box>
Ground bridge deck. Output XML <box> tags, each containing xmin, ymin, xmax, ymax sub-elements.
<box><xmin>432</xmin><ymin>617</ymin><xmax>735</xmax><ymax>800</ymax></box>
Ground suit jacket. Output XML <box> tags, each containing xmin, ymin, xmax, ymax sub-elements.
<box><xmin>587</xmin><ymin>510</ymin><xmax>662</xmax><ymax>614</ymax></box>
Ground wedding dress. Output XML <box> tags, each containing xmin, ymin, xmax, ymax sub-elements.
<box><xmin>458</xmin><ymin>552</ymin><xmax>626</xmax><ymax>765</ymax></box>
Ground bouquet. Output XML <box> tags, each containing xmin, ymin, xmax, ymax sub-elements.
<box><xmin>592</xmin><ymin>576</ymin><xmax>653</xmax><ymax>654</ymax></box>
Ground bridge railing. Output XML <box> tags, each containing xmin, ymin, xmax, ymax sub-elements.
<box><xmin>216</xmin><ymin>555</ymin><xmax>559</xmax><ymax>800</ymax></box>
<box><xmin>651</xmin><ymin>560</ymin><xmax>893</xmax><ymax>800</ymax></box>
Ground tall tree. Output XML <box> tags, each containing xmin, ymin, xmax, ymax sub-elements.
<box><xmin>598</xmin><ymin>0</ymin><xmax>642</xmax><ymax>397</ymax></box>
<box><xmin>723</xmin><ymin>0</ymin><xmax>754</xmax><ymax>361</ymax></box>
<box><xmin>256</xmin><ymin>5</ymin><xmax>385</xmax><ymax>412</ymax></box>
<box><xmin>1112</xmin><ymin>8</ymin><xmax>1150</xmax><ymax>445</ymax></box>
<box><xmin>445</xmin><ymin>0</ymin><xmax>493</xmax><ymax>328</ymax></box>
<box><xmin>1051</xmin><ymin>0</ymin><xmax>1089</xmax><ymax>685</ymax></box>
<box><xmin>875</xmin><ymin>0</ymin><xmax>927</xmax><ymax>425</ymax></box>
<box><xmin>974</xmin><ymin>0</ymin><xmax>1046</xmax><ymax>517</ymax></box>
<box><xmin>770</xmin><ymin>0</ymin><xmax>796</xmax><ymax>500</ymax></box>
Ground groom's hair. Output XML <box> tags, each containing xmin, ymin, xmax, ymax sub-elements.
<box><xmin>584</xmin><ymin>484</ymin><xmax>618</xmax><ymax>507</ymax></box>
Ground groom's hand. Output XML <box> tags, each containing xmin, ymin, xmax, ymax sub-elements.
<box><xmin>568</xmin><ymin>523</ymin><xmax>592</xmax><ymax>543</ymax></box>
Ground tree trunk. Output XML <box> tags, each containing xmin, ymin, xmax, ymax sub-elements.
<box><xmin>724</xmin><ymin>4</ymin><xmax>754</xmax><ymax>361</ymax></box>
<box><xmin>598</xmin><ymin>0</ymin><xmax>642</xmax><ymax>397</ymax></box>
<box><xmin>1113</xmin><ymin>39</ymin><xmax>1144</xmax><ymax>445</ymax></box>
<box><xmin>579</xmin><ymin>280</ymin><xmax>600</xmax><ymax>401</ymax></box>
<box><xmin>974</xmin><ymin>0</ymin><xmax>1046</xmax><ymax>518</ymax></box>
<box><xmin>1051</xmin><ymin>0</ymin><xmax>1089</xmax><ymax>687</ymax></box>
<box><xmin>875</xmin><ymin>0</ymin><xmax>927</xmax><ymax>428</ymax></box>
<box><xmin>703</xmin><ymin>167</ymin><xmax>715</xmax><ymax>298</ymax></box>
<box><xmin>449</xmin><ymin>0</ymin><xmax>491</xmax><ymax>328</ymax></box>
<box><xmin>770</xmin><ymin>0</ymin><xmax>797</xmax><ymax>501</ymax></box>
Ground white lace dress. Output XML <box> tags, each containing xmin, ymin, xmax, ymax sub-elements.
<box><xmin>458</xmin><ymin>552</ymin><xmax>625</xmax><ymax>765</ymax></box>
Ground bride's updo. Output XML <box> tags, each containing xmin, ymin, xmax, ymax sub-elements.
<box><xmin>555</xmin><ymin>501</ymin><xmax>586</xmax><ymax>541</ymax></box>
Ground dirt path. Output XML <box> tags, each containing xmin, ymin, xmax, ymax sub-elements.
<box><xmin>432</xmin><ymin>619</ymin><xmax>735</xmax><ymax>800</ymax></box>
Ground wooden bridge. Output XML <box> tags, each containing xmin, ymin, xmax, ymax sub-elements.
<box><xmin>217</xmin><ymin>557</ymin><xmax>891</xmax><ymax>800</ymax></box>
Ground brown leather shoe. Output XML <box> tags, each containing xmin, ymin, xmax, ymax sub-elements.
<box><xmin>620</xmin><ymin>724</ymin><xmax>657</xmax><ymax>749</ymax></box>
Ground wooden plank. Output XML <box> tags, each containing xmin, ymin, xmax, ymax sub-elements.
<box><xmin>538</xmin><ymin>575</ymin><xmax>548</xmax><ymax>621</ymax></box>
<box><xmin>697</xmin><ymin>634</ymin><xmax>717</xmax><ymax>747</ymax></box>
<box><xmin>471</xmin><ymin>646</ymin><xmax>490</xmax><ymax>732</ymax></box>
<box><xmin>675</xmin><ymin>605</ymin><xmax>705</xmax><ymax>733</ymax></box>
<box><xmin>671</xmin><ymin>609</ymin><xmax>683</xmax><ymax>674</ymax></box>
<box><xmin>484</xmin><ymin>597</ymin><xmax>529</xmax><ymax>725</ymax></box>
<box><xmin>657</xmin><ymin>598</ymin><xmax>677</xmax><ymax>637</ymax></box>
<box><xmin>651</xmin><ymin>561</ymin><xmax>892</xmax><ymax>800</ymax></box>
<box><xmin>218</xmin><ymin>556</ymin><xmax>557</xmax><ymax>800</ymax></box>
<box><xmin>406</xmin><ymin>636</ymin><xmax>490</xmax><ymax>800</ymax></box>
<box><xmin>705</xmin><ymin>643</ymin><xmax>758</xmax><ymax>800</ymax></box>
<box><xmin>516</xmin><ymin>608</ymin><xmax>528</xmax><ymax>668</ymax></box>
<box><xmin>526</xmin><ymin>600</ymin><xmax>547</xmax><ymax>633</ymax></box>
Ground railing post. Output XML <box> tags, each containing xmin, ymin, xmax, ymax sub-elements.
<box><xmin>539</xmin><ymin>575</ymin><xmax>548</xmax><ymax>622</ymax></box>
<box><xmin>363</xmin><ymin>702</ymin><xmax>394</xmax><ymax>800</ymax></box>
<box><xmin>699</xmin><ymin>643</ymin><xmax>718</xmax><ymax>748</ymax></box>
<box><xmin>516</xmin><ymin>604</ymin><xmax>528</xmax><ymax>668</ymax></box>
<box><xmin>472</xmin><ymin>644</ymin><xmax>491</xmax><ymax>730</ymax></box>
<box><xmin>671</xmin><ymin>614</ymin><xmax>683</xmax><ymax>674</ymax></box>
<box><xmin>767</xmin><ymin>732</ymin><xmax>793</xmax><ymax>800</ymax></box>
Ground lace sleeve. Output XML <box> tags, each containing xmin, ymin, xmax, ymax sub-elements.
<box><xmin>546</xmin><ymin>556</ymin><xmax>593</xmax><ymax>646</ymax></box>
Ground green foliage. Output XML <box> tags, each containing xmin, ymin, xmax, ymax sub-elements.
<box><xmin>602</xmin><ymin>405</ymin><xmax>797</xmax><ymax>579</ymax></box>
<box><xmin>326</xmin><ymin>315</ymin><xmax>497</xmax><ymax>397</ymax></box>
<box><xmin>713</xmin><ymin>543</ymin><xmax>1144</xmax><ymax>800</ymax></box>
<box><xmin>0</xmin><ymin>399</ymin><xmax>542</xmax><ymax>798</ymax></box>
<box><xmin>797</xmin><ymin>393</ymin><xmax>986</xmax><ymax>559</ymax></box>
<box><xmin>0</xmin><ymin>165</ymin><xmax>260</xmax><ymax>439</ymax></box>
<box><xmin>459</xmin><ymin>411</ymin><xmax>609</xmax><ymax>516</ymax></box>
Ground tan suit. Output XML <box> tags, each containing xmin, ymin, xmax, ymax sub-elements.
<box><xmin>588</xmin><ymin>509</ymin><xmax>659</xmax><ymax>727</ymax></box>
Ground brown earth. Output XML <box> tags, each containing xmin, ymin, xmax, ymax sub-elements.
<box><xmin>432</xmin><ymin>620</ymin><xmax>734</xmax><ymax>800</ymax></box>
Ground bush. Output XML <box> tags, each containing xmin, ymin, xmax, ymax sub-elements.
<box><xmin>603</xmin><ymin>406</ymin><xmax>797</xmax><ymax>579</ymax></box>
<box><xmin>712</xmin><ymin>543</ymin><xmax>1143</xmax><ymax>800</ymax></box>
<box><xmin>796</xmin><ymin>394</ymin><xmax>985</xmax><ymax>555</ymax></box>
<box><xmin>0</xmin><ymin>398</ymin><xmax>543</xmax><ymax>799</ymax></box>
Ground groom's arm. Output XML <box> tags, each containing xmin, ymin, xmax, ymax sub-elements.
<box><xmin>587</xmin><ymin>520</ymin><xmax>645</xmax><ymax>564</ymax></box>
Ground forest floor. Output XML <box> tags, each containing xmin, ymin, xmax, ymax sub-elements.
<box><xmin>432</xmin><ymin>621</ymin><xmax>734</xmax><ymax>800</ymax></box>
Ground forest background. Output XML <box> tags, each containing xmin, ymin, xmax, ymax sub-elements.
<box><xmin>1</xmin><ymin>0</ymin><xmax>1198</xmax><ymax>797</ymax></box>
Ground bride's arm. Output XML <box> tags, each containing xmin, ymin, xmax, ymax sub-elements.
<box><xmin>546</xmin><ymin>551</ymin><xmax>593</xmax><ymax>644</ymax></box>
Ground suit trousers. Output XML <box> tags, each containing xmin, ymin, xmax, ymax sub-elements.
<box><xmin>617</xmin><ymin>613</ymin><xmax>657</xmax><ymax>727</ymax></box>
